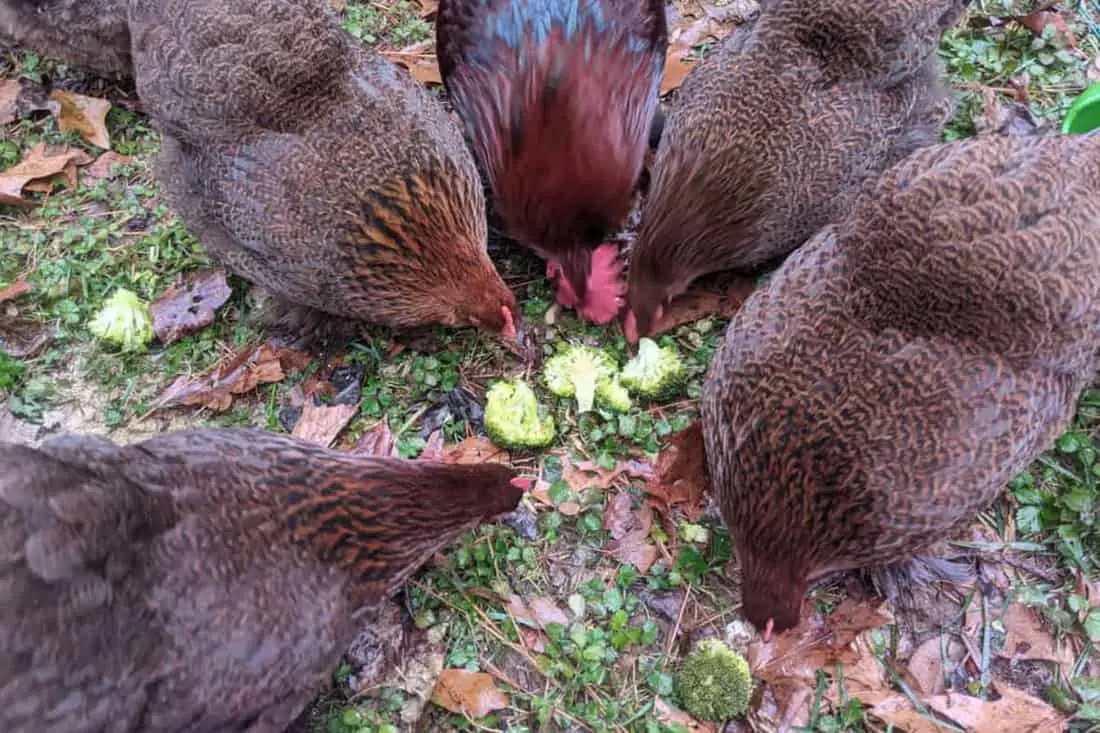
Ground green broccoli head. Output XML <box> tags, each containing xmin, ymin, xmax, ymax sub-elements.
<box><xmin>675</xmin><ymin>639</ymin><xmax>753</xmax><ymax>722</ymax></box>
<box><xmin>595</xmin><ymin>376</ymin><xmax>632</xmax><ymax>413</ymax></box>
<box><xmin>484</xmin><ymin>379</ymin><xmax>555</xmax><ymax>449</ymax></box>
<box><xmin>88</xmin><ymin>288</ymin><xmax>155</xmax><ymax>352</ymax></box>
<box><xmin>620</xmin><ymin>337</ymin><xmax>687</xmax><ymax>401</ymax></box>
<box><xmin>542</xmin><ymin>344</ymin><xmax>618</xmax><ymax>413</ymax></box>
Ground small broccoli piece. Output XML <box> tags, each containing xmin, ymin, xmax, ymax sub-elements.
<box><xmin>542</xmin><ymin>344</ymin><xmax>618</xmax><ymax>413</ymax></box>
<box><xmin>620</xmin><ymin>337</ymin><xmax>687</xmax><ymax>401</ymax></box>
<box><xmin>676</xmin><ymin>639</ymin><xmax>753</xmax><ymax>722</ymax></box>
<box><xmin>595</xmin><ymin>376</ymin><xmax>632</xmax><ymax>413</ymax></box>
<box><xmin>88</xmin><ymin>288</ymin><xmax>154</xmax><ymax>352</ymax></box>
<box><xmin>484</xmin><ymin>379</ymin><xmax>555</xmax><ymax>449</ymax></box>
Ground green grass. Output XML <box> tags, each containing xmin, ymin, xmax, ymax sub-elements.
<box><xmin>3</xmin><ymin>2</ymin><xmax>1100</xmax><ymax>732</ymax></box>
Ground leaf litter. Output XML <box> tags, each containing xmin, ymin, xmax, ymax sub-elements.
<box><xmin>0</xmin><ymin>143</ymin><xmax>94</xmax><ymax>206</ymax></box>
<box><xmin>150</xmin><ymin>269</ymin><xmax>233</xmax><ymax>346</ymax></box>
<box><xmin>430</xmin><ymin>669</ymin><xmax>509</xmax><ymax>719</ymax></box>
<box><xmin>154</xmin><ymin>342</ymin><xmax>311</xmax><ymax>412</ymax></box>
<box><xmin>49</xmin><ymin>90</ymin><xmax>112</xmax><ymax>149</ymax></box>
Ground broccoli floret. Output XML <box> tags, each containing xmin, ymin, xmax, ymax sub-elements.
<box><xmin>595</xmin><ymin>376</ymin><xmax>632</xmax><ymax>413</ymax></box>
<box><xmin>542</xmin><ymin>344</ymin><xmax>618</xmax><ymax>413</ymax></box>
<box><xmin>88</xmin><ymin>288</ymin><xmax>154</xmax><ymax>352</ymax></box>
<box><xmin>620</xmin><ymin>337</ymin><xmax>687</xmax><ymax>401</ymax></box>
<box><xmin>484</xmin><ymin>379</ymin><xmax>555</xmax><ymax>449</ymax></box>
<box><xmin>675</xmin><ymin>639</ymin><xmax>753</xmax><ymax>722</ymax></box>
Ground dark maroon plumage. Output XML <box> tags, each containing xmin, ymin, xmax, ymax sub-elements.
<box><xmin>437</xmin><ymin>0</ymin><xmax>667</xmax><ymax>324</ymax></box>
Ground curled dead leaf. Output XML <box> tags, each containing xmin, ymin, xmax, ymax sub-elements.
<box><xmin>291</xmin><ymin>401</ymin><xmax>358</xmax><ymax>447</ymax></box>
<box><xmin>506</xmin><ymin>595</ymin><xmax>570</xmax><ymax>629</ymax></box>
<box><xmin>83</xmin><ymin>151</ymin><xmax>134</xmax><ymax>182</ymax></box>
<box><xmin>651</xmin><ymin>277</ymin><xmax>757</xmax><ymax>336</ymax></box>
<box><xmin>49</xmin><ymin>90</ymin><xmax>112</xmax><ymax>149</ymax></box>
<box><xmin>354</xmin><ymin>418</ymin><xmax>399</xmax><ymax>457</ymax></box>
<box><xmin>0</xmin><ymin>280</ymin><xmax>31</xmax><ymax>303</ymax></box>
<box><xmin>154</xmin><ymin>342</ymin><xmax>309</xmax><ymax>412</ymax></box>
<box><xmin>431</xmin><ymin>669</ymin><xmax>509</xmax><ymax>719</ymax></box>
<box><xmin>653</xmin><ymin>697</ymin><xmax>718</xmax><ymax>733</ymax></box>
<box><xmin>442</xmin><ymin>435</ymin><xmax>509</xmax><ymax>465</ymax></box>
<box><xmin>151</xmin><ymin>268</ymin><xmax>232</xmax><ymax>345</ymax></box>
<box><xmin>382</xmin><ymin>51</ymin><xmax>442</xmax><ymax>85</ymax></box>
<box><xmin>0</xmin><ymin>143</ymin><xmax>94</xmax><ymax>206</ymax></box>
<box><xmin>644</xmin><ymin>422</ymin><xmax>709</xmax><ymax>520</ymax></box>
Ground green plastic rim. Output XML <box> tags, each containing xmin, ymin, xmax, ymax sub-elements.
<box><xmin>1062</xmin><ymin>82</ymin><xmax>1100</xmax><ymax>135</ymax></box>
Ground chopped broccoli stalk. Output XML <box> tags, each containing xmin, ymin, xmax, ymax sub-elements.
<box><xmin>596</xmin><ymin>376</ymin><xmax>632</xmax><ymax>413</ymax></box>
<box><xmin>542</xmin><ymin>344</ymin><xmax>618</xmax><ymax>413</ymax></box>
<box><xmin>620</xmin><ymin>337</ymin><xmax>687</xmax><ymax>401</ymax></box>
<box><xmin>88</xmin><ymin>288</ymin><xmax>155</xmax><ymax>352</ymax></box>
<box><xmin>484</xmin><ymin>379</ymin><xmax>555</xmax><ymax>449</ymax></box>
<box><xmin>676</xmin><ymin>639</ymin><xmax>753</xmax><ymax>722</ymax></box>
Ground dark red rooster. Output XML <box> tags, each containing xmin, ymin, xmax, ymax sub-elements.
<box><xmin>437</xmin><ymin>0</ymin><xmax>668</xmax><ymax>324</ymax></box>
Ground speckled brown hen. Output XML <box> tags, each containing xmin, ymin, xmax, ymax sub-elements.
<box><xmin>0</xmin><ymin>428</ymin><xmax>524</xmax><ymax>733</ymax></box>
<box><xmin>1</xmin><ymin>0</ymin><xmax>130</xmax><ymax>78</ymax></box>
<box><xmin>624</xmin><ymin>0</ymin><xmax>969</xmax><ymax>341</ymax></box>
<box><xmin>701</xmin><ymin>131</ymin><xmax>1100</xmax><ymax>637</ymax></box>
<box><xmin>128</xmin><ymin>0</ymin><xmax>519</xmax><ymax>342</ymax></box>
<box><xmin>437</xmin><ymin>0</ymin><xmax>667</xmax><ymax>324</ymax></box>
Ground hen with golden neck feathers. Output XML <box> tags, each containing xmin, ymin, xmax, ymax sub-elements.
<box><xmin>702</xmin><ymin>131</ymin><xmax>1100</xmax><ymax>636</ymax></box>
<box><xmin>0</xmin><ymin>428</ymin><xmax>523</xmax><ymax>733</ymax></box>
<box><xmin>625</xmin><ymin>0</ymin><xmax>968</xmax><ymax>341</ymax></box>
<box><xmin>129</xmin><ymin>0</ymin><xmax>519</xmax><ymax>341</ymax></box>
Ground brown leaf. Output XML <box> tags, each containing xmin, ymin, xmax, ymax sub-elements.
<box><xmin>749</xmin><ymin>599</ymin><xmax>893</xmax><ymax>726</ymax></box>
<box><xmin>996</xmin><ymin>602</ymin><xmax>1076</xmax><ymax>666</ymax></box>
<box><xmin>560</xmin><ymin>454</ymin><xmax>652</xmax><ymax>496</ymax></box>
<box><xmin>431</xmin><ymin>669</ymin><xmax>509</xmax><ymax>719</ymax></box>
<box><xmin>643</xmin><ymin>422</ymin><xmax>709</xmax><ymax>520</ymax></box>
<box><xmin>822</xmin><ymin>637</ymin><xmax>893</xmax><ymax>708</ymax></box>
<box><xmin>0</xmin><ymin>143</ymin><xmax>94</xmax><ymax>206</ymax></box>
<box><xmin>382</xmin><ymin>52</ymin><xmax>442</xmax><ymax>85</ymax></box>
<box><xmin>519</xmin><ymin>626</ymin><xmax>548</xmax><ymax>653</ymax></box>
<box><xmin>354</xmin><ymin>418</ymin><xmax>399</xmax><ymax>457</ymax></box>
<box><xmin>421</xmin><ymin>429</ymin><xmax>446</xmax><ymax>460</ymax></box>
<box><xmin>875</xmin><ymin>683</ymin><xmax>1068</xmax><ymax>733</ymax></box>
<box><xmin>442</xmin><ymin>435</ymin><xmax>509</xmax><ymax>465</ymax></box>
<box><xmin>154</xmin><ymin>342</ymin><xmax>308</xmax><ymax>411</ymax></box>
<box><xmin>417</xmin><ymin>0</ymin><xmax>438</xmax><ymax>17</ymax></box>
<box><xmin>83</xmin><ymin>151</ymin><xmax>133</xmax><ymax>181</ymax></box>
<box><xmin>602</xmin><ymin>490</ymin><xmax>636</xmax><ymax>539</ymax></box>
<box><xmin>1014</xmin><ymin>10</ymin><xmax>1078</xmax><ymax>49</ymax></box>
<box><xmin>558</xmin><ymin>501</ymin><xmax>582</xmax><ymax>516</ymax></box>
<box><xmin>49</xmin><ymin>90</ymin><xmax>111</xmax><ymax>149</ymax></box>
<box><xmin>0</xmin><ymin>78</ymin><xmax>58</xmax><ymax>125</ymax></box>
<box><xmin>506</xmin><ymin>595</ymin><xmax>570</xmax><ymax>629</ymax></box>
<box><xmin>907</xmin><ymin>636</ymin><xmax>965</xmax><ymax>697</ymax></box>
<box><xmin>608</xmin><ymin>528</ymin><xmax>659</xmax><ymax>574</ymax></box>
<box><xmin>661</xmin><ymin>53</ymin><xmax>697</xmax><ymax>95</ymax></box>
<box><xmin>291</xmin><ymin>401</ymin><xmax>359</xmax><ymax>447</ymax></box>
<box><xmin>652</xmin><ymin>277</ymin><xmax>757</xmax><ymax>336</ymax></box>
<box><xmin>0</xmin><ymin>280</ymin><xmax>31</xmax><ymax>303</ymax></box>
<box><xmin>151</xmin><ymin>268</ymin><xmax>232</xmax><ymax>345</ymax></box>
<box><xmin>653</xmin><ymin>697</ymin><xmax>718</xmax><ymax>733</ymax></box>
<box><xmin>0</xmin><ymin>316</ymin><xmax>52</xmax><ymax>358</ymax></box>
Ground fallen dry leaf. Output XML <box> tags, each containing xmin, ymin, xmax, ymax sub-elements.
<box><xmin>442</xmin><ymin>435</ymin><xmax>509</xmax><ymax>465</ymax></box>
<box><xmin>83</xmin><ymin>151</ymin><xmax>134</xmax><ymax>181</ymax></box>
<box><xmin>996</xmin><ymin>602</ymin><xmax>1076</xmax><ymax>667</ymax></box>
<box><xmin>560</xmin><ymin>454</ymin><xmax>652</xmax><ymax>496</ymax></box>
<box><xmin>49</xmin><ymin>90</ymin><xmax>112</xmax><ymax>149</ymax></box>
<box><xmin>1014</xmin><ymin>10</ymin><xmax>1078</xmax><ymax>49</ymax></box>
<box><xmin>0</xmin><ymin>280</ymin><xmax>31</xmax><ymax>303</ymax></box>
<box><xmin>653</xmin><ymin>697</ymin><xmax>718</xmax><ymax>733</ymax></box>
<box><xmin>608</xmin><ymin>528</ymin><xmax>659</xmax><ymax>574</ymax></box>
<box><xmin>417</xmin><ymin>0</ymin><xmax>438</xmax><ymax>17</ymax></box>
<box><xmin>907</xmin><ymin>636</ymin><xmax>966</xmax><ymax>697</ymax></box>
<box><xmin>506</xmin><ymin>595</ymin><xmax>570</xmax><ymax>629</ymax></box>
<box><xmin>420</xmin><ymin>429</ymin><xmax>446</xmax><ymax>460</ymax></box>
<box><xmin>151</xmin><ymin>268</ymin><xmax>232</xmax><ymax>345</ymax></box>
<box><xmin>0</xmin><ymin>143</ymin><xmax>94</xmax><ymax>206</ymax></box>
<box><xmin>661</xmin><ymin>53</ymin><xmax>697</xmax><ymax>95</ymax></box>
<box><xmin>383</xmin><ymin>51</ymin><xmax>442</xmax><ymax>85</ymax></box>
<box><xmin>431</xmin><ymin>669</ymin><xmax>509</xmax><ymax>720</ymax></box>
<box><xmin>354</xmin><ymin>418</ymin><xmax>399</xmax><ymax>457</ymax></box>
<box><xmin>875</xmin><ymin>683</ymin><xmax>1069</xmax><ymax>733</ymax></box>
<box><xmin>0</xmin><ymin>316</ymin><xmax>52</xmax><ymax>358</ymax></box>
<box><xmin>644</xmin><ymin>422</ymin><xmax>709</xmax><ymax>520</ymax></box>
<box><xmin>0</xmin><ymin>78</ymin><xmax>58</xmax><ymax>125</ymax></box>
<box><xmin>154</xmin><ymin>342</ymin><xmax>309</xmax><ymax>412</ymax></box>
<box><xmin>652</xmin><ymin>277</ymin><xmax>757</xmax><ymax>336</ymax></box>
<box><xmin>602</xmin><ymin>490</ymin><xmax>636</xmax><ymax>539</ymax></box>
<box><xmin>749</xmin><ymin>599</ymin><xmax>894</xmax><ymax>730</ymax></box>
<box><xmin>291</xmin><ymin>401</ymin><xmax>359</xmax><ymax>447</ymax></box>
<box><xmin>603</xmin><ymin>493</ymin><xmax>659</xmax><ymax>573</ymax></box>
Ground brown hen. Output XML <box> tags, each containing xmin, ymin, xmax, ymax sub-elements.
<box><xmin>625</xmin><ymin>0</ymin><xmax>968</xmax><ymax>341</ymax></box>
<box><xmin>701</xmin><ymin>131</ymin><xmax>1100</xmax><ymax>636</ymax></box>
<box><xmin>128</xmin><ymin>0</ymin><xmax>520</xmax><ymax>342</ymax></box>
<box><xmin>1</xmin><ymin>0</ymin><xmax>130</xmax><ymax>78</ymax></box>
<box><xmin>0</xmin><ymin>428</ymin><xmax>524</xmax><ymax>733</ymax></box>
